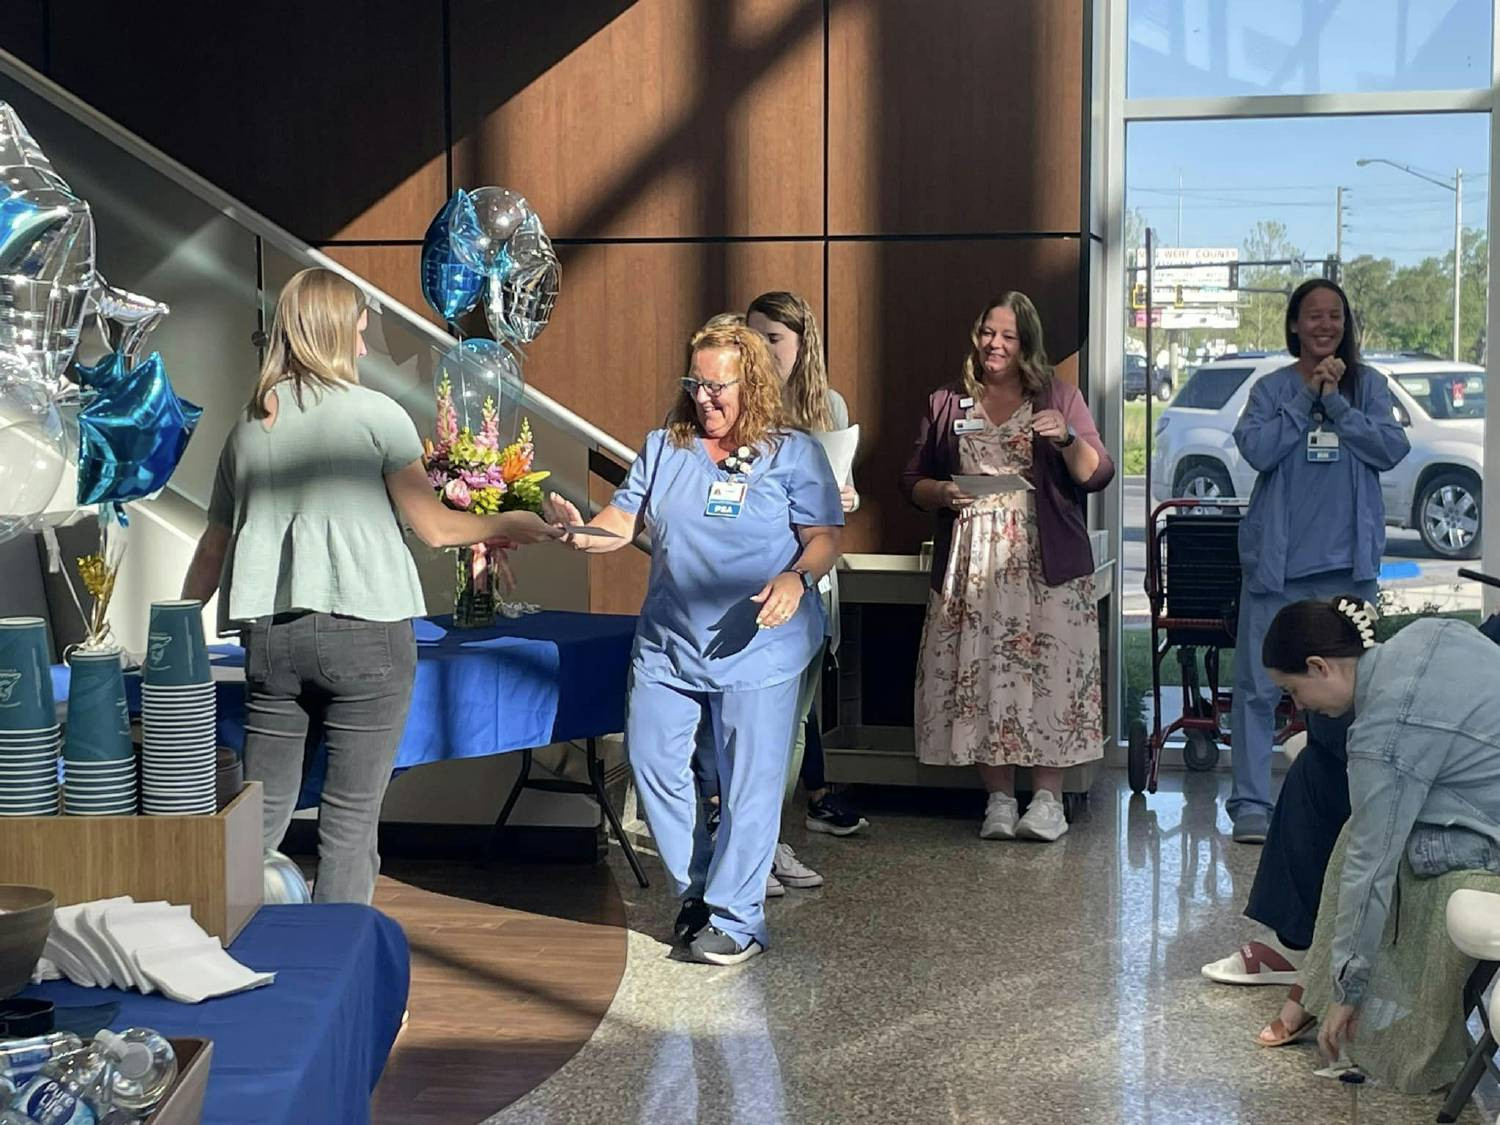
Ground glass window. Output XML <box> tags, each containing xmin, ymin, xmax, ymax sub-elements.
<box><xmin>1173</xmin><ymin>365</ymin><xmax>1254</xmax><ymax>410</ymax></box>
<box><xmin>1394</xmin><ymin>371</ymin><xmax>1487</xmax><ymax>419</ymax></box>
<box><xmin>1119</xmin><ymin>109</ymin><xmax>1489</xmax><ymax>742</ymax></box>
<box><xmin>1128</xmin><ymin>0</ymin><xmax>1493</xmax><ymax>99</ymax></box>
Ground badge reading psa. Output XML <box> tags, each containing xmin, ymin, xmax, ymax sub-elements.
<box><xmin>1306</xmin><ymin>429</ymin><xmax>1341</xmax><ymax>463</ymax></box>
<box><xmin>705</xmin><ymin>480</ymin><xmax>747</xmax><ymax>518</ymax></box>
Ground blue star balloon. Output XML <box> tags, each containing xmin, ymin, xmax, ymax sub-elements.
<box><xmin>420</xmin><ymin>190</ymin><xmax>485</xmax><ymax>322</ymax></box>
<box><xmin>75</xmin><ymin>351</ymin><xmax>202</xmax><ymax>514</ymax></box>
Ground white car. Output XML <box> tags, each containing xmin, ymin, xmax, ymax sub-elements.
<box><xmin>1149</xmin><ymin>352</ymin><xmax>1485</xmax><ymax>559</ymax></box>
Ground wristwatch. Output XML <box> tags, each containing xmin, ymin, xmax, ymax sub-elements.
<box><xmin>792</xmin><ymin>568</ymin><xmax>816</xmax><ymax>593</ymax></box>
<box><xmin>1055</xmin><ymin>425</ymin><xmax>1077</xmax><ymax>449</ymax></box>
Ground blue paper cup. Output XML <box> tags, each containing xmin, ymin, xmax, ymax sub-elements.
<box><xmin>63</xmin><ymin>650</ymin><xmax>133</xmax><ymax>764</ymax></box>
<box><xmin>0</xmin><ymin>618</ymin><xmax>56</xmax><ymax>732</ymax></box>
<box><xmin>143</xmin><ymin>601</ymin><xmax>210</xmax><ymax>688</ymax></box>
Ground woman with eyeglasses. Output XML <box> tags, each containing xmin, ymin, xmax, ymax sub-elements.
<box><xmin>548</xmin><ymin>319</ymin><xmax>843</xmax><ymax>964</ymax></box>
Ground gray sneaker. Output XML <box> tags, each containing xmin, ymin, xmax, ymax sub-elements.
<box><xmin>1232</xmin><ymin>810</ymin><xmax>1271</xmax><ymax>844</ymax></box>
<box><xmin>688</xmin><ymin>926</ymin><xmax>764</xmax><ymax>966</ymax></box>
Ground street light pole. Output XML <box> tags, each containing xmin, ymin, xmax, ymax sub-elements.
<box><xmin>1356</xmin><ymin>157</ymin><xmax>1464</xmax><ymax>361</ymax></box>
<box><xmin>1453</xmin><ymin>168</ymin><xmax>1464</xmax><ymax>362</ymax></box>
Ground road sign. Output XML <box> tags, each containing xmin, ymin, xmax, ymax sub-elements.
<box><xmin>1133</xmin><ymin>306</ymin><xmax>1241</xmax><ymax>330</ymax></box>
<box><xmin>1131</xmin><ymin>283</ymin><xmax>1241</xmax><ymax>309</ymax></box>
<box><xmin>1130</xmin><ymin>247</ymin><xmax>1238</xmax><ymax>290</ymax></box>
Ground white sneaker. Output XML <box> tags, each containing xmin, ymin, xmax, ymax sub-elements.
<box><xmin>772</xmin><ymin>841</ymin><xmax>824</xmax><ymax>888</ymax></box>
<box><xmin>980</xmin><ymin>792</ymin><xmax>1019</xmax><ymax>839</ymax></box>
<box><xmin>1016</xmin><ymin>791</ymin><xmax>1069</xmax><ymax>842</ymax></box>
<box><xmin>765</xmin><ymin>871</ymin><xmax>786</xmax><ymax>898</ymax></box>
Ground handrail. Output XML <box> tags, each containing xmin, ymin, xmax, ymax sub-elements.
<box><xmin>0</xmin><ymin>47</ymin><xmax>640</xmax><ymax>470</ymax></box>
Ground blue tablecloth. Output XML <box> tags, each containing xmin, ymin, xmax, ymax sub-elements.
<box><xmin>23</xmin><ymin>905</ymin><xmax>409</xmax><ymax>1125</ymax></box>
<box><xmin>52</xmin><ymin>611</ymin><xmax>638</xmax><ymax>807</ymax></box>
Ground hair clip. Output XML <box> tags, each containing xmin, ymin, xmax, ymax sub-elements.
<box><xmin>1335</xmin><ymin>598</ymin><xmax>1377</xmax><ymax>649</ymax></box>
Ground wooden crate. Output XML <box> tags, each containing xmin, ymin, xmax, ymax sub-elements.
<box><xmin>153</xmin><ymin>1038</ymin><xmax>213</xmax><ymax>1125</ymax></box>
<box><xmin>0</xmin><ymin>783</ymin><xmax>263</xmax><ymax>942</ymax></box>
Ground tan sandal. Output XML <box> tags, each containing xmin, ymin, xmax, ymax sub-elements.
<box><xmin>1257</xmin><ymin>984</ymin><xmax>1316</xmax><ymax>1047</ymax></box>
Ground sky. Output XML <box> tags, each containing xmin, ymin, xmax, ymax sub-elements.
<box><xmin>1125</xmin><ymin>0</ymin><xmax>1494</xmax><ymax>265</ymax></box>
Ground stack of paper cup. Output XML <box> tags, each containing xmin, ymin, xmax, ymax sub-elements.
<box><xmin>63</xmin><ymin>647</ymin><xmax>137</xmax><ymax>816</ymax></box>
<box><xmin>0</xmin><ymin>617</ymin><xmax>61</xmax><ymax>816</ymax></box>
<box><xmin>140</xmin><ymin>601</ymin><xmax>215</xmax><ymax>816</ymax></box>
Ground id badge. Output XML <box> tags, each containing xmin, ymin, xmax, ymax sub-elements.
<box><xmin>705</xmin><ymin>480</ymin><xmax>747</xmax><ymax>518</ymax></box>
<box><xmin>1307</xmin><ymin>428</ymin><xmax>1341</xmax><ymax>463</ymax></box>
<box><xmin>953</xmin><ymin>418</ymin><xmax>985</xmax><ymax>435</ymax></box>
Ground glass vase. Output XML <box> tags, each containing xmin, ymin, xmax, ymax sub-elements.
<box><xmin>453</xmin><ymin>546</ymin><xmax>496</xmax><ymax>629</ymax></box>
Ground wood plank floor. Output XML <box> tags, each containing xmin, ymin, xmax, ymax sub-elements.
<box><xmin>368</xmin><ymin>860</ymin><xmax>627</xmax><ymax>1124</ymax></box>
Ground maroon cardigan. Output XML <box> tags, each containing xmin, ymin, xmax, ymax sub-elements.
<box><xmin>900</xmin><ymin>381</ymin><xmax>1114</xmax><ymax>591</ymax></box>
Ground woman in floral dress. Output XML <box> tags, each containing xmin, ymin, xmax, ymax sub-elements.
<box><xmin>902</xmin><ymin>292</ymin><xmax>1112</xmax><ymax>842</ymax></box>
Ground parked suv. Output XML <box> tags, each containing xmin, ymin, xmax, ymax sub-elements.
<box><xmin>1149</xmin><ymin>352</ymin><xmax>1485</xmax><ymax>559</ymax></box>
<box><xmin>1124</xmin><ymin>353</ymin><xmax>1173</xmax><ymax>402</ymax></box>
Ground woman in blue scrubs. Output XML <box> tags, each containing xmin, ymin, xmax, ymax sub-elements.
<box><xmin>548</xmin><ymin>320</ymin><xmax>843</xmax><ymax>964</ymax></box>
<box><xmin>1227</xmin><ymin>280</ymin><xmax>1409</xmax><ymax>843</ymax></box>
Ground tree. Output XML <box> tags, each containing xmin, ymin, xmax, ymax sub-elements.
<box><xmin>1237</xmin><ymin>221</ymin><xmax>1303</xmax><ymax>350</ymax></box>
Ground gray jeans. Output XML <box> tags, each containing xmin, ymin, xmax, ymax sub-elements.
<box><xmin>242</xmin><ymin>613</ymin><xmax>416</xmax><ymax>905</ymax></box>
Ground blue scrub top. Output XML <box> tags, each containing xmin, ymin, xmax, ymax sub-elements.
<box><xmin>611</xmin><ymin>428</ymin><xmax>843</xmax><ymax>692</ymax></box>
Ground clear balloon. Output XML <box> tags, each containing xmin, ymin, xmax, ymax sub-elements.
<box><xmin>0</xmin><ymin>354</ymin><xmax>67</xmax><ymax>545</ymax></box>
<box><xmin>483</xmin><ymin>213</ymin><xmax>561</xmax><ymax>346</ymax></box>
<box><xmin>436</xmin><ymin>338</ymin><xmax>525</xmax><ymax>438</ymax></box>
<box><xmin>0</xmin><ymin>103</ymin><xmax>95</xmax><ymax>396</ymax></box>
<box><xmin>449</xmin><ymin>186</ymin><xmax>534</xmax><ymax>274</ymax></box>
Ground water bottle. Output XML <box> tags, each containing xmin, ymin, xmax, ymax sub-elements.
<box><xmin>0</xmin><ymin>1038</ymin><xmax>82</xmax><ymax>1086</ymax></box>
<box><xmin>90</xmin><ymin>1032</ymin><xmax>175</xmax><ymax>1117</ymax></box>
<box><xmin>8</xmin><ymin>1037</ymin><xmax>119</xmax><ymax>1125</ymax></box>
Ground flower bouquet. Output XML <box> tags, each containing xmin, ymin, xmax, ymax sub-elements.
<box><xmin>426</xmin><ymin>374</ymin><xmax>549</xmax><ymax>626</ymax></box>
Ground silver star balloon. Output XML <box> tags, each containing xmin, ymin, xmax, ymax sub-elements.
<box><xmin>0</xmin><ymin>102</ymin><xmax>95</xmax><ymax>398</ymax></box>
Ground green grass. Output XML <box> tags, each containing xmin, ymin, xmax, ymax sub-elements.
<box><xmin>1123</xmin><ymin>401</ymin><xmax>1148</xmax><ymax>476</ymax></box>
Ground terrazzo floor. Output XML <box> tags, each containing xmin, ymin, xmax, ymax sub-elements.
<box><xmin>485</xmin><ymin>770</ymin><xmax>1498</xmax><ymax>1124</ymax></box>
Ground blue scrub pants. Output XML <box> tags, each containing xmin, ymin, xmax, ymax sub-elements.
<box><xmin>627</xmin><ymin>673</ymin><xmax>802</xmax><ymax>948</ymax></box>
<box><xmin>1228</xmin><ymin>570</ymin><xmax>1377</xmax><ymax>821</ymax></box>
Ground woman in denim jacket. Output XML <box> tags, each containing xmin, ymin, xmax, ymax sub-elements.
<box><xmin>1256</xmin><ymin>597</ymin><xmax>1500</xmax><ymax>1059</ymax></box>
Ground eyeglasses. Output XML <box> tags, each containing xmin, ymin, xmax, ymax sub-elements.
<box><xmin>681</xmin><ymin>377</ymin><xmax>739</xmax><ymax>398</ymax></box>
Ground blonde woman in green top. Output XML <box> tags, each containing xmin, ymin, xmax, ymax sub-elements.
<box><xmin>182</xmin><ymin>267</ymin><xmax>564</xmax><ymax>904</ymax></box>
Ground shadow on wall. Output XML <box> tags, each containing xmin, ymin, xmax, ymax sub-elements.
<box><xmin>7</xmin><ymin>2</ymin><xmax>639</xmax><ymax>241</ymax></box>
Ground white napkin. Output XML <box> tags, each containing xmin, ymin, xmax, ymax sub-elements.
<box><xmin>76</xmin><ymin>897</ymin><xmax>137</xmax><ymax>990</ymax></box>
<box><xmin>49</xmin><ymin>905</ymin><xmax>108</xmax><ymax>987</ymax></box>
<box><xmin>36</xmin><ymin>898</ymin><xmax>276</xmax><ymax>1003</ymax></box>
<box><xmin>133</xmin><ymin>940</ymin><xmax>274</xmax><ymax>1003</ymax></box>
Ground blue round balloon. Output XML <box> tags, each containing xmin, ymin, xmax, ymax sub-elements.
<box><xmin>421</xmin><ymin>191</ymin><xmax>485</xmax><ymax>322</ymax></box>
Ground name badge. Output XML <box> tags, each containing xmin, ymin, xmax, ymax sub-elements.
<box><xmin>953</xmin><ymin>418</ymin><xmax>985</xmax><ymax>435</ymax></box>
<box><xmin>1307</xmin><ymin>428</ymin><xmax>1341</xmax><ymax>463</ymax></box>
<box><xmin>958</xmin><ymin>396</ymin><xmax>975</xmax><ymax>408</ymax></box>
<box><xmin>705</xmin><ymin>480</ymin><xmax>747</xmax><ymax>518</ymax></box>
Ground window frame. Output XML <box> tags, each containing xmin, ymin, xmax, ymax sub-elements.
<box><xmin>1092</xmin><ymin>0</ymin><xmax>1500</xmax><ymax>751</ymax></box>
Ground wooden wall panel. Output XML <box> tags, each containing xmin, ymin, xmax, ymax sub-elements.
<box><xmin>320</xmin><ymin>246</ymin><xmax>433</xmax><ymax>328</ymax></box>
<box><xmin>826</xmin><ymin>238</ymin><xmax>1083</xmax><ymax>554</ymax></box>
<box><xmin>828</xmin><ymin>0</ymin><xmax>1084</xmax><ymax>236</ymax></box>
<box><xmin>45</xmin><ymin>3</ymin><xmax>447</xmax><ymax>242</ymax></box>
<box><xmin>523</xmin><ymin>239</ymin><xmax>824</xmax><ymax>452</ymax></box>
<box><xmin>450</xmin><ymin>0</ymin><xmax>824</xmax><ymax>239</ymax></box>
<box><xmin>0</xmin><ymin>3</ymin><xmax>46</xmax><ymax>72</ymax></box>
